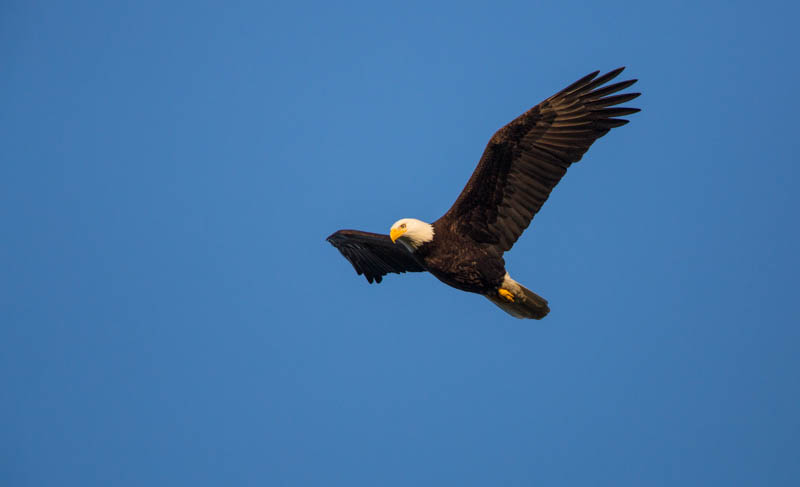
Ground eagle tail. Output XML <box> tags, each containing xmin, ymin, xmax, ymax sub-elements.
<box><xmin>485</xmin><ymin>274</ymin><xmax>550</xmax><ymax>320</ymax></box>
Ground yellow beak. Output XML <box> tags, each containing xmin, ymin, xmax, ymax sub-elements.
<box><xmin>390</xmin><ymin>227</ymin><xmax>406</xmax><ymax>243</ymax></box>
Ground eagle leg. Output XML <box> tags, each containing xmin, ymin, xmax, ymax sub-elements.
<box><xmin>498</xmin><ymin>288</ymin><xmax>515</xmax><ymax>303</ymax></box>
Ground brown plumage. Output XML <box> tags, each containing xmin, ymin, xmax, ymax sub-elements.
<box><xmin>325</xmin><ymin>230</ymin><xmax>424</xmax><ymax>283</ymax></box>
<box><xmin>327</xmin><ymin>68</ymin><xmax>640</xmax><ymax>319</ymax></box>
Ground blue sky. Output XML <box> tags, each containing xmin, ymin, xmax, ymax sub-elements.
<box><xmin>2</xmin><ymin>1</ymin><xmax>799</xmax><ymax>485</ymax></box>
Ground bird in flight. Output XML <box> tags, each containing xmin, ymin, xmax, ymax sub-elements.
<box><xmin>328</xmin><ymin>68</ymin><xmax>640</xmax><ymax>319</ymax></box>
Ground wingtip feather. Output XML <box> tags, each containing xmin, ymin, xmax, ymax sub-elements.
<box><xmin>560</xmin><ymin>70</ymin><xmax>600</xmax><ymax>94</ymax></box>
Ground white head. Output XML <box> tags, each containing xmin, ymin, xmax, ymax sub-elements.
<box><xmin>389</xmin><ymin>218</ymin><xmax>434</xmax><ymax>252</ymax></box>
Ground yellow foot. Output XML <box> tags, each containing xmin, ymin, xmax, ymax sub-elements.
<box><xmin>498</xmin><ymin>288</ymin><xmax>515</xmax><ymax>303</ymax></box>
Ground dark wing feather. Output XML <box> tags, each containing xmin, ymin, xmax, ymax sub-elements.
<box><xmin>327</xmin><ymin>229</ymin><xmax>425</xmax><ymax>283</ymax></box>
<box><xmin>438</xmin><ymin>67</ymin><xmax>640</xmax><ymax>252</ymax></box>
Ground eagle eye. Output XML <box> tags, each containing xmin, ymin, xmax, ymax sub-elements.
<box><xmin>400</xmin><ymin>223</ymin><xmax>406</xmax><ymax>229</ymax></box>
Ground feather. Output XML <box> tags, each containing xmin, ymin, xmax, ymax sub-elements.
<box><xmin>438</xmin><ymin>68</ymin><xmax>640</xmax><ymax>252</ymax></box>
<box><xmin>327</xmin><ymin>230</ymin><xmax>425</xmax><ymax>284</ymax></box>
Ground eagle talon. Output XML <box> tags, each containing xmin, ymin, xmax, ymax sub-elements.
<box><xmin>498</xmin><ymin>288</ymin><xmax>515</xmax><ymax>303</ymax></box>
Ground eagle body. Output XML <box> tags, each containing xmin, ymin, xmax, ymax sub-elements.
<box><xmin>415</xmin><ymin>222</ymin><xmax>506</xmax><ymax>294</ymax></box>
<box><xmin>327</xmin><ymin>68</ymin><xmax>641</xmax><ymax>319</ymax></box>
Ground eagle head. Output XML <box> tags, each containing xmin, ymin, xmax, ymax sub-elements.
<box><xmin>390</xmin><ymin>218</ymin><xmax>434</xmax><ymax>252</ymax></box>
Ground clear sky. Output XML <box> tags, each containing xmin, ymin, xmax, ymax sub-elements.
<box><xmin>2</xmin><ymin>1</ymin><xmax>799</xmax><ymax>485</ymax></box>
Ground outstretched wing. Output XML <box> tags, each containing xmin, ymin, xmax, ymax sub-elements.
<box><xmin>438</xmin><ymin>67</ymin><xmax>640</xmax><ymax>253</ymax></box>
<box><xmin>327</xmin><ymin>229</ymin><xmax>425</xmax><ymax>283</ymax></box>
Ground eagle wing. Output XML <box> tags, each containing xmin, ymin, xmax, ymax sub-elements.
<box><xmin>438</xmin><ymin>67</ymin><xmax>640</xmax><ymax>253</ymax></box>
<box><xmin>327</xmin><ymin>229</ymin><xmax>426</xmax><ymax>283</ymax></box>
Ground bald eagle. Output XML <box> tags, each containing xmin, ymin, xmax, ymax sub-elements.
<box><xmin>327</xmin><ymin>68</ymin><xmax>640</xmax><ymax>319</ymax></box>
